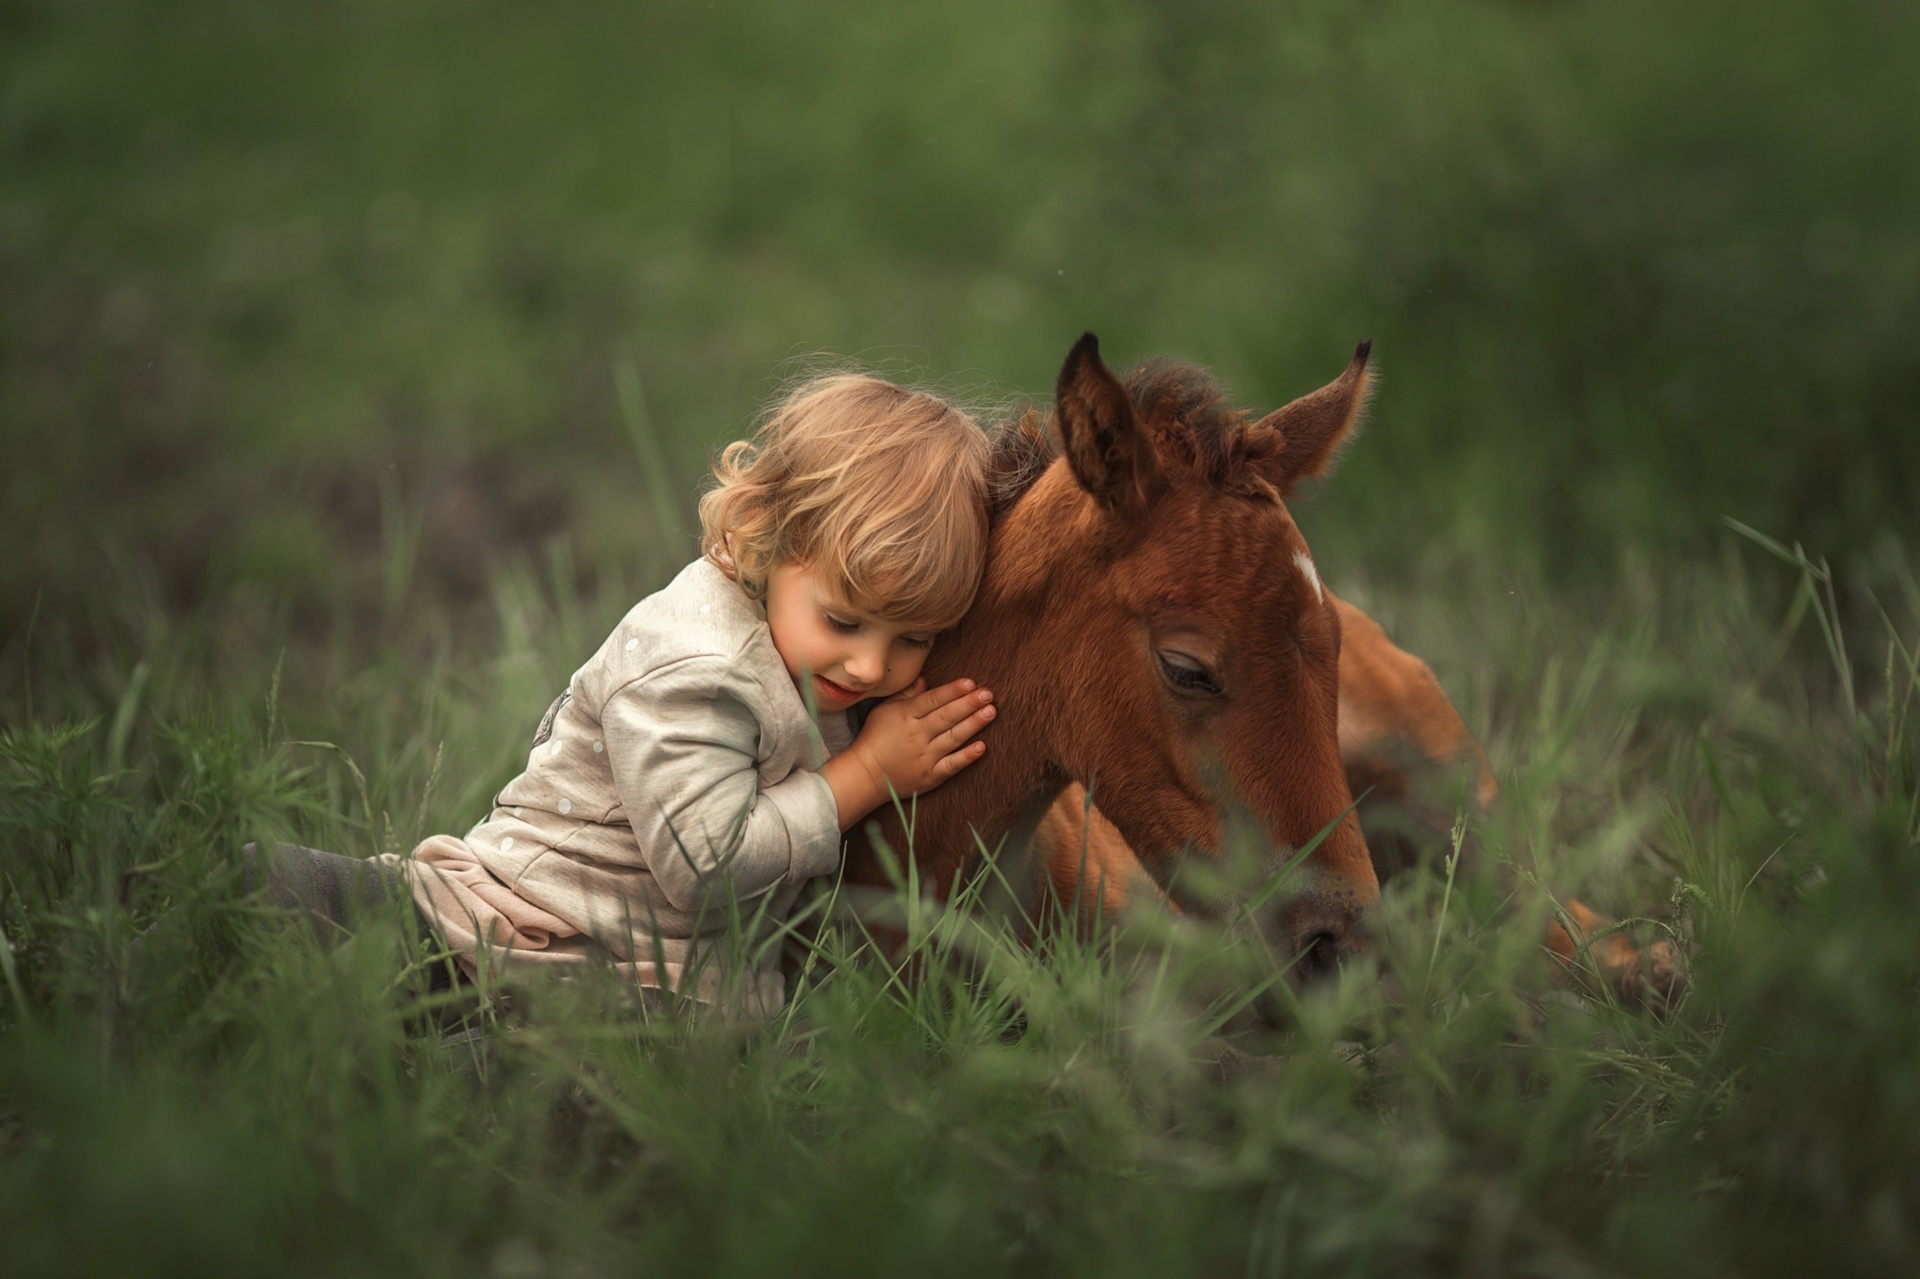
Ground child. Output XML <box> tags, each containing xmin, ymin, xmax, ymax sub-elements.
<box><xmin>382</xmin><ymin>372</ymin><xmax>998</xmax><ymax>1016</ymax></box>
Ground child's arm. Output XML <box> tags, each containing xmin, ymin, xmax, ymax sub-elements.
<box><xmin>600</xmin><ymin>656</ymin><xmax>845</xmax><ymax>914</ymax></box>
<box><xmin>820</xmin><ymin>677</ymin><xmax>995</xmax><ymax>830</ymax></box>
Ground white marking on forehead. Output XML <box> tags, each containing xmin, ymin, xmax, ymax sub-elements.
<box><xmin>1293</xmin><ymin>551</ymin><xmax>1323</xmax><ymax>602</ymax></box>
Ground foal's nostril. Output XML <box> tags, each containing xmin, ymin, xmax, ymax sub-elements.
<box><xmin>1293</xmin><ymin>928</ymin><xmax>1342</xmax><ymax>983</ymax></box>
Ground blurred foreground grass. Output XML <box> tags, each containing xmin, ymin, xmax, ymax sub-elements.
<box><xmin>4</xmin><ymin>532</ymin><xmax>1918</xmax><ymax>1276</ymax></box>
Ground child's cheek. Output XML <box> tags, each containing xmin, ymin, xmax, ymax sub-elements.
<box><xmin>896</xmin><ymin>648</ymin><xmax>932</xmax><ymax>693</ymax></box>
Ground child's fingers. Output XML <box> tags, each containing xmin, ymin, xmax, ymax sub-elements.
<box><xmin>935</xmin><ymin>739</ymin><xmax>987</xmax><ymax>780</ymax></box>
<box><xmin>906</xmin><ymin>676</ymin><xmax>973</xmax><ymax>715</ymax></box>
<box><xmin>915</xmin><ymin>679</ymin><xmax>990</xmax><ymax>724</ymax></box>
<box><xmin>886</xmin><ymin>676</ymin><xmax>930</xmax><ymax>704</ymax></box>
<box><xmin>930</xmin><ymin>702</ymin><xmax>995</xmax><ymax>754</ymax></box>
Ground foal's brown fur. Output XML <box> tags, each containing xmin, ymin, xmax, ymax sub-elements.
<box><xmin>843</xmin><ymin>332</ymin><xmax>1682</xmax><ymax>1009</ymax></box>
<box><xmin>1334</xmin><ymin>598</ymin><xmax>1682</xmax><ymax>1009</ymax></box>
<box><xmin>1039</xmin><ymin>568</ymin><xmax>1685</xmax><ymax>1010</ymax></box>
<box><xmin>843</xmin><ymin>334</ymin><xmax>1380</xmax><ymax>976</ymax></box>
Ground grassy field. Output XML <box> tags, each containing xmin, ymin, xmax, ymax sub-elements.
<box><xmin>5</xmin><ymin>0</ymin><xmax>1920</xmax><ymax>1275</ymax></box>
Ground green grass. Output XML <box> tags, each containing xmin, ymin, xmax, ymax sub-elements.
<box><xmin>4</xmin><ymin>530</ymin><xmax>1918</xmax><ymax>1277</ymax></box>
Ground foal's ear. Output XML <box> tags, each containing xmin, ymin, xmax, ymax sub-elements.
<box><xmin>1252</xmin><ymin>340</ymin><xmax>1375</xmax><ymax>493</ymax></box>
<box><xmin>1054</xmin><ymin>332</ymin><xmax>1166</xmax><ymax>515</ymax></box>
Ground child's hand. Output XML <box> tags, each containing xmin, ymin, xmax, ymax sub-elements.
<box><xmin>822</xmin><ymin>677</ymin><xmax>994</xmax><ymax>829</ymax></box>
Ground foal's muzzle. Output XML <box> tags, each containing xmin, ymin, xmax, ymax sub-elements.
<box><xmin>1272</xmin><ymin>894</ymin><xmax>1373</xmax><ymax>986</ymax></box>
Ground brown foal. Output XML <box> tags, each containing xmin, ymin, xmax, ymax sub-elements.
<box><xmin>844</xmin><ymin>332</ymin><xmax>1380</xmax><ymax>980</ymax></box>
<box><xmin>844</xmin><ymin>333</ymin><xmax>1682</xmax><ymax>1008</ymax></box>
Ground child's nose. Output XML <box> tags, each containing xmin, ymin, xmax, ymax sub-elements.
<box><xmin>844</xmin><ymin>645</ymin><xmax>886</xmax><ymax>686</ymax></box>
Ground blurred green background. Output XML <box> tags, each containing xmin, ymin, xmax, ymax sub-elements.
<box><xmin>7</xmin><ymin>5</ymin><xmax>1920</xmax><ymax>1275</ymax></box>
<box><xmin>5</xmin><ymin>0</ymin><xmax>1915</xmax><ymax>650</ymax></box>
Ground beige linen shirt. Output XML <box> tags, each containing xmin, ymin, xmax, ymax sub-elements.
<box><xmin>389</xmin><ymin>557</ymin><xmax>853</xmax><ymax>1015</ymax></box>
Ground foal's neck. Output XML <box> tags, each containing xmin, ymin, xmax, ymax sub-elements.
<box><xmin>854</xmin><ymin>561</ymin><xmax>1069</xmax><ymax>895</ymax></box>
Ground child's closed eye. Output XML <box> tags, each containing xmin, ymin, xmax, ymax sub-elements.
<box><xmin>824</xmin><ymin>614</ymin><xmax>862</xmax><ymax>634</ymax></box>
<box><xmin>900</xmin><ymin>634</ymin><xmax>935</xmax><ymax>649</ymax></box>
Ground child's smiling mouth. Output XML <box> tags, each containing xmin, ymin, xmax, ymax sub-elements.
<box><xmin>814</xmin><ymin>674</ymin><xmax>868</xmax><ymax>705</ymax></box>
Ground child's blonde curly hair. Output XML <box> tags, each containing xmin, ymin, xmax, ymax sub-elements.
<box><xmin>699</xmin><ymin>374</ymin><xmax>991</xmax><ymax>632</ymax></box>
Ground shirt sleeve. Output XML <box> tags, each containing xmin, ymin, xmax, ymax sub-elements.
<box><xmin>599</xmin><ymin>653</ymin><xmax>843</xmax><ymax>914</ymax></box>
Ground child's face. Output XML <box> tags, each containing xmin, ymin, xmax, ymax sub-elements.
<box><xmin>765</xmin><ymin>560</ymin><xmax>936</xmax><ymax>712</ymax></box>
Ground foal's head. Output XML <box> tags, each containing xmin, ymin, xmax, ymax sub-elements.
<box><xmin>987</xmin><ymin>333</ymin><xmax>1379</xmax><ymax>978</ymax></box>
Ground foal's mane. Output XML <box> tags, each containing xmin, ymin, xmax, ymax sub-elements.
<box><xmin>988</xmin><ymin>359</ymin><xmax>1280</xmax><ymax>523</ymax></box>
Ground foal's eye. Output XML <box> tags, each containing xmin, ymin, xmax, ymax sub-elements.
<box><xmin>1158</xmin><ymin>652</ymin><xmax>1222</xmax><ymax>696</ymax></box>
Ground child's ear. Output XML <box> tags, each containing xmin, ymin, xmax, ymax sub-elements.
<box><xmin>1052</xmin><ymin>333</ymin><xmax>1165</xmax><ymax>517</ymax></box>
